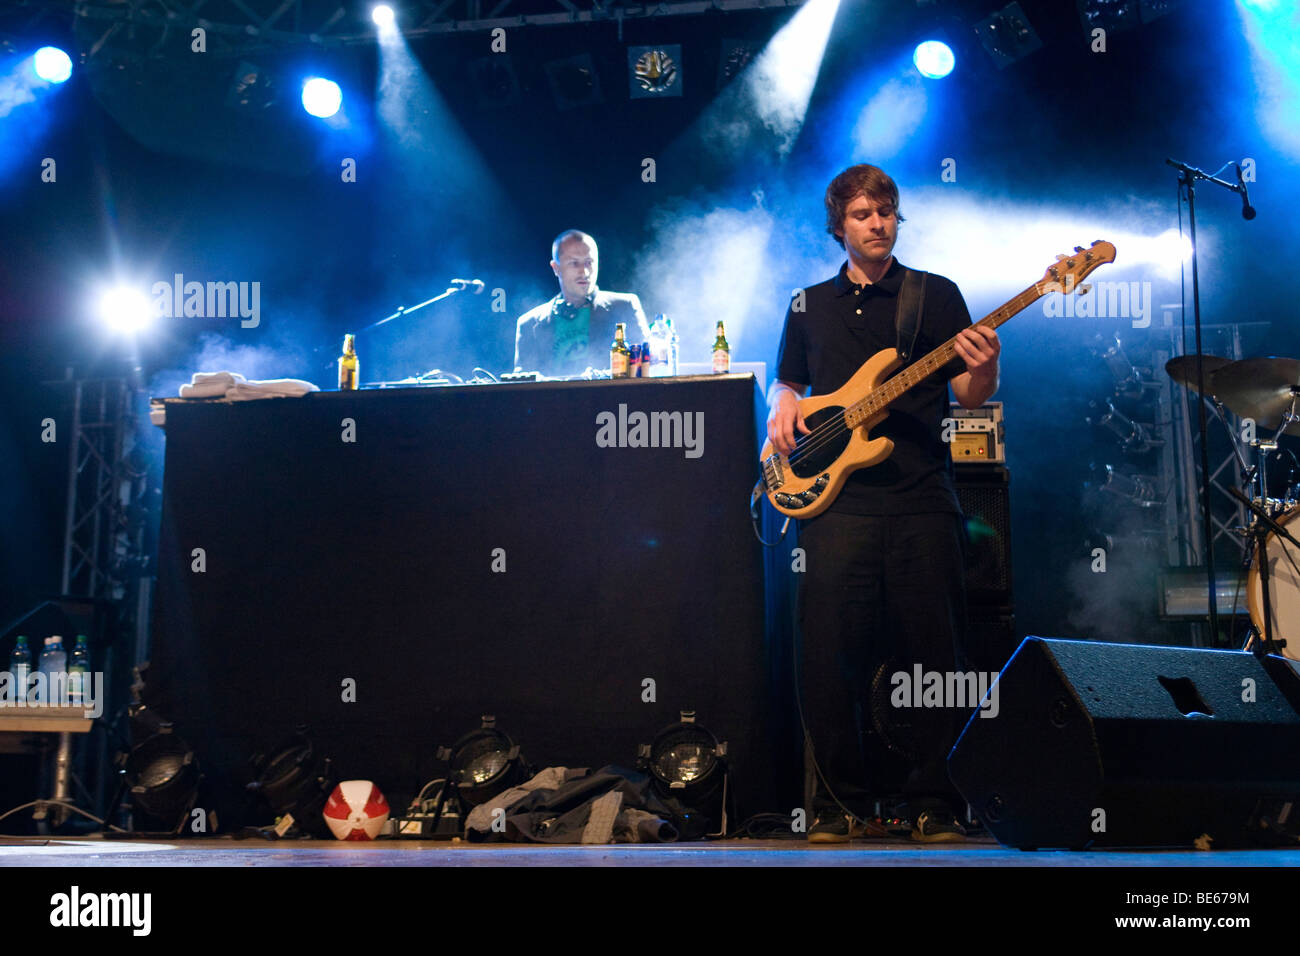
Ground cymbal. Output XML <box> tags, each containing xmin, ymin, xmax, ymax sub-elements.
<box><xmin>1210</xmin><ymin>357</ymin><xmax>1300</xmax><ymax>434</ymax></box>
<box><xmin>1164</xmin><ymin>354</ymin><xmax>1232</xmax><ymax>395</ymax></box>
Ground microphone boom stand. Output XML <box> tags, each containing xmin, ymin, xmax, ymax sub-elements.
<box><xmin>1164</xmin><ymin>157</ymin><xmax>1257</xmax><ymax>645</ymax></box>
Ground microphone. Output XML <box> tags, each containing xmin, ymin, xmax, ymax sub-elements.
<box><xmin>449</xmin><ymin>278</ymin><xmax>486</xmax><ymax>293</ymax></box>
<box><xmin>1235</xmin><ymin>163</ymin><xmax>1256</xmax><ymax>220</ymax></box>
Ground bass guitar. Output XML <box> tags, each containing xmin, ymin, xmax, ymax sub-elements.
<box><xmin>760</xmin><ymin>240</ymin><xmax>1117</xmax><ymax>518</ymax></box>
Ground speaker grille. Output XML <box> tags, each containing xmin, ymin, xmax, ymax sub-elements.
<box><xmin>956</xmin><ymin>466</ymin><xmax>1012</xmax><ymax>605</ymax></box>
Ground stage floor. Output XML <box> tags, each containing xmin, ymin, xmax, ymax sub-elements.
<box><xmin>3</xmin><ymin>836</ymin><xmax>1297</xmax><ymax>867</ymax></box>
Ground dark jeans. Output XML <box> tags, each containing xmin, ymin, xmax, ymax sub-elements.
<box><xmin>797</xmin><ymin>509</ymin><xmax>968</xmax><ymax>819</ymax></box>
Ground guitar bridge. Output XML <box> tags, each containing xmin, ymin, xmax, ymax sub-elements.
<box><xmin>761</xmin><ymin>453</ymin><xmax>785</xmax><ymax>490</ymax></box>
<box><xmin>774</xmin><ymin>473</ymin><xmax>830</xmax><ymax>510</ymax></box>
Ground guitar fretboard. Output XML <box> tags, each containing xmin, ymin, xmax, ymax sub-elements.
<box><xmin>844</xmin><ymin>281</ymin><xmax>1048</xmax><ymax>428</ymax></box>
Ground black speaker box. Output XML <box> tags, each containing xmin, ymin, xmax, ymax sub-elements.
<box><xmin>955</xmin><ymin>465</ymin><xmax>1012</xmax><ymax>607</ymax></box>
<box><xmin>948</xmin><ymin>637</ymin><xmax>1300</xmax><ymax>849</ymax></box>
<box><xmin>964</xmin><ymin>609</ymin><xmax>1017</xmax><ymax>676</ymax></box>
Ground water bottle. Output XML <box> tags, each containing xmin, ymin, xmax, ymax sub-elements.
<box><xmin>666</xmin><ymin>316</ymin><xmax>680</xmax><ymax>377</ymax></box>
<box><xmin>8</xmin><ymin>636</ymin><xmax>32</xmax><ymax>705</ymax></box>
<box><xmin>648</xmin><ymin>314</ymin><xmax>668</xmax><ymax>376</ymax></box>
<box><xmin>68</xmin><ymin>635</ymin><xmax>90</xmax><ymax>707</ymax></box>
<box><xmin>38</xmin><ymin>636</ymin><xmax>67</xmax><ymax>706</ymax></box>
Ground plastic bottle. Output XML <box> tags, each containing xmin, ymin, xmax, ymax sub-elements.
<box><xmin>666</xmin><ymin>317</ymin><xmax>680</xmax><ymax>377</ymax></box>
<box><xmin>68</xmin><ymin>635</ymin><xmax>90</xmax><ymax>707</ymax></box>
<box><xmin>8</xmin><ymin>636</ymin><xmax>32</xmax><ymax>705</ymax></box>
<box><xmin>38</xmin><ymin>636</ymin><xmax>67</xmax><ymax>706</ymax></box>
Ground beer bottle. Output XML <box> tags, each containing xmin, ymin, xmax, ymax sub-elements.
<box><xmin>338</xmin><ymin>333</ymin><xmax>359</xmax><ymax>390</ymax></box>
<box><xmin>712</xmin><ymin>320</ymin><xmax>730</xmax><ymax>374</ymax></box>
<box><xmin>610</xmin><ymin>323</ymin><xmax>631</xmax><ymax>378</ymax></box>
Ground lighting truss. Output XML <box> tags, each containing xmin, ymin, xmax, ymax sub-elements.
<box><xmin>56</xmin><ymin>0</ymin><xmax>807</xmax><ymax>65</ymax></box>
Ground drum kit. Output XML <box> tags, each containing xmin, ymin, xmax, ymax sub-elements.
<box><xmin>1165</xmin><ymin>355</ymin><xmax>1300</xmax><ymax>660</ymax></box>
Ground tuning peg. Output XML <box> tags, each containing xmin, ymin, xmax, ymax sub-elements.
<box><xmin>1074</xmin><ymin>245</ymin><xmax>1084</xmax><ymax>253</ymax></box>
<box><xmin>1056</xmin><ymin>254</ymin><xmax>1066</xmax><ymax>261</ymax></box>
<box><xmin>1077</xmin><ymin>284</ymin><xmax>1092</xmax><ymax>296</ymax></box>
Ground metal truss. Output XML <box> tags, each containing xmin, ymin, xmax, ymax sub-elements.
<box><xmin>1165</xmin><ymin>323</ymin><xmax>1260</xmax><ymax>568</ymax></box>
<box><xmin>58</xmin><ymin>377</ymin><xmax>147</xmax><ymax>601</ymax></box>
<box><xmin>56</xmin><ymin>0</ymin><xmax>803</xmax><ymax>63</ymax></box>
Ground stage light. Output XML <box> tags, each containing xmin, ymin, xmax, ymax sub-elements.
<box><xmin>1078</xmin><ymin>0</ymin><xmax>1140</xmax><ymax>33</ymax></box>
<box><xmin>247</xmin><ymin>729</ymin><xmax>339</xmax><ymax>837</ymax></box>
<box><xmin>1094</xmin><ymin>332</ymin><xmax>1145</xmax><ymax>397</ymax></box>
<box><xmin>98</xmin><ymin>287</ymin><xmax>154</xmax><ymax>335</ymax></box>
<box><xmin>33</xmin><ymin>46</ymin><xmax>72</xmax><ymax>84</ymax></box>
<box><xmin>1088</xmin><ymin>399</ymin><xmax>1155</xmax><ymax>454</ymax></box>
<box><xmin>123</xmin><ymin>726</ymin><xmax>201</xmax><ymax>834</ymax></box>
<box><xmin>639</xmin><ymin>712</ymin><xmax>723</xmax><ymax>792</ymax></box>
<box><xmin>438</xmin><ymin>715</ymin><xmax>528</xmax><ymax>806</ymax></box>
<box><xmin>1160</xmin><ymin>229</ymin><xmax>1193</xmax><ymax>264</ymax></box>
<box><xmin>637</xmin><ymin>710</ymin><xmax>730</xmax><ymax>839</ymax></box>
<box><xmin>913</xmin><ymin>40</ymin><xmax>954</xmax><ymax>79</ymax></box>
<box><xmin>716</xmin><ymin>38</ymin><xmax>757</xmax><ymax>90</ymax></box>
<box><xmin>372</xmin><ymin>4</ymin><xmax>395</xmax><ymax>27</ymax></box>
<box><xmin>628</xmin><ymin>45</ymin><xmax>683</xmax><ymax>99</ymax></box>
<box><xmin>468</xmin><ymin>56</ymin><xmax>520</xmax><ymax>109</ymax></box>
<box><xmin>543</xmin><ymin>54</ymin><xmax>604</xmax><ymax>110</ymax></box>
<box><xmin>301</xmin><ymin>77</ymin><xmax>342</xmax><ymax>118</ymax></box>
<box><xmin>1096</xmin><ymin>464</ymin><xmax>1160</xmax><ymax>508</ymax></box>
<box><xmin>974</xmin><ymin>2</ymin><xmax>1043</xmax><ymax>68</ymax></box>
<box><xmin>225</xmin><ymin>61</ymin><xmax>277</xmax><ymax>112</ymax></box>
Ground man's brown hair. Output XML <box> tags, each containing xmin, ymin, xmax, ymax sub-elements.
<box><xmin>824</xmin><ymin>164</ymin><xmax>905</xmax><ymax>248</ymax></box>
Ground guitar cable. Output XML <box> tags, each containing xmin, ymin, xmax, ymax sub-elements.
<box><xmin>790</xmin><ymin>602</ymin><xmax>879</xmax><ymax>836</ymax></box>
<box><xmin>749</xmin><ymin>481</ymin><xmax>877</xmax><ymax>833</ymax></box>
<box><xmin>749</xmin><ymin>480</ymin><xmax>792</xmax><ymax>547</ymax></box>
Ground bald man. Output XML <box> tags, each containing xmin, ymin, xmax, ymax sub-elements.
<box><xmin>514</xmin><ymin>230</ymin><xmax>650</xmax><ymax>377</ymax></box>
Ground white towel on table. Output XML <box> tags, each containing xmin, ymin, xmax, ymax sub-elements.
<box><xmin>225</xmin><ymin>379</ymin><xmax>319</xmax><ymax>401</ymax></box>
<box><xmin>179</xmin><ymin>371</ymin><xmax>246</xmax><ymax>398</ymax></box>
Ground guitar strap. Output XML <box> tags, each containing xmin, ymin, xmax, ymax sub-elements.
<box><xmin>895</xmin><ymin>267</ymin><xmax>927</xmax><ymax>363</ymax></box>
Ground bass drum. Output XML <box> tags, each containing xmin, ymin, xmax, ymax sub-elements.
<box><xmin>1247</xmin><ymin>505</ymin><xmax>1300</xmax><ymax>661</ymax></box>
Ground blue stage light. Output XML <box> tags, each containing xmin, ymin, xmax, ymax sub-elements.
<box><xmin>913</xmin><ymin>41</ymin><xmax>954</xmax><ymax>79</ymax></box>
<box><xmin>301</xmin><ymin>77</ymin><xmax>342</xmax><ymax>118</ymax></box>
<box><xmin>372</xmin><ymin>4</ymin><xmax>395</xmax><ymax>27</ymax></box>
<box><xmin>34</xmin><ymin>46</ymin><xmax>73</xmax><ymax>84</ymax></box>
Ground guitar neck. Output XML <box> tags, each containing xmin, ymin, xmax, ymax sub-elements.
<box><xmin>844</xmin><ymin>280</ymin><xmax>1047</xmax><ymax>427</ymax></box>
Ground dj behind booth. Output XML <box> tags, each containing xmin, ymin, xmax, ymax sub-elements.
<box><xmin>145</xmin><ymin>293</ymin><xmax>796</xmax><ymax>839</ymax></box>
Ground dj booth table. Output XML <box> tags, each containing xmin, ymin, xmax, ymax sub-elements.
<box><xmin>149</xmin><ymin>374</ymin><xmax>798</xmax><ymax>828</ymax></box>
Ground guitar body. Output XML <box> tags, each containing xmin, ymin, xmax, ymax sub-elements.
<box><xmin>759</xmin><ymin>347</ymin><xmax>903</xmax><ymax>519</ymax></box>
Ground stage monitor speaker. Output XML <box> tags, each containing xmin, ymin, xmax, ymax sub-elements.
<box><xmin>948</xmin><ymin>637</ymin><xmax>1300</xmax><ymax>849</ymax></box>
<box><xmin>955</xmin><ymin>465</ymin><xmax>1011</xmax><ymax>607</ymax></box>
<box><xmin>964</xmin><ymin>609</ymin><xmax>1017</xmax><ymax>676</ymax></box>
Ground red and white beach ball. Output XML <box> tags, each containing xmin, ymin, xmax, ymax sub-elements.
<box><xmin>323</xmin><ymin>780</ymin><xmax>390</xmax><ymax>840</ymax></box>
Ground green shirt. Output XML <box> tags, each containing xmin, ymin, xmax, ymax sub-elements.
<box><xmin>552</xmin><ymin>298</ymin><xmax>592</xmax><ymax>366</ymax></box>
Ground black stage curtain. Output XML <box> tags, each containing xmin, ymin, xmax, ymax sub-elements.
<box><xmin>149</xmin><ymin>375</ymin><xmax>798</xmax><ymax>829</ymax></box>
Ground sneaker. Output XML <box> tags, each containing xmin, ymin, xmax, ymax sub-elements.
<box><xmin>808</xmin><ymin>813</ymin><xmax>861</xmax><ymax>844</ymax></box>
<box><xmin>911</xmin><ymin>809</ymin><xmax>968</xmax><ymax>844</ymax></box>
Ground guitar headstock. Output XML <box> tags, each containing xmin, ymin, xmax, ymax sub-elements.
<box><xmin>1040</xmin><ymin>240</ymin><xmax>1117</xmax><ymax>291</ymax></box>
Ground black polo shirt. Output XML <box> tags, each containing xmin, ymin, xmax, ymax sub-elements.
<box><xmin>774</xmin><ymin>258</ymin><xmax>973</xmax><ymax>515</ymax></box>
